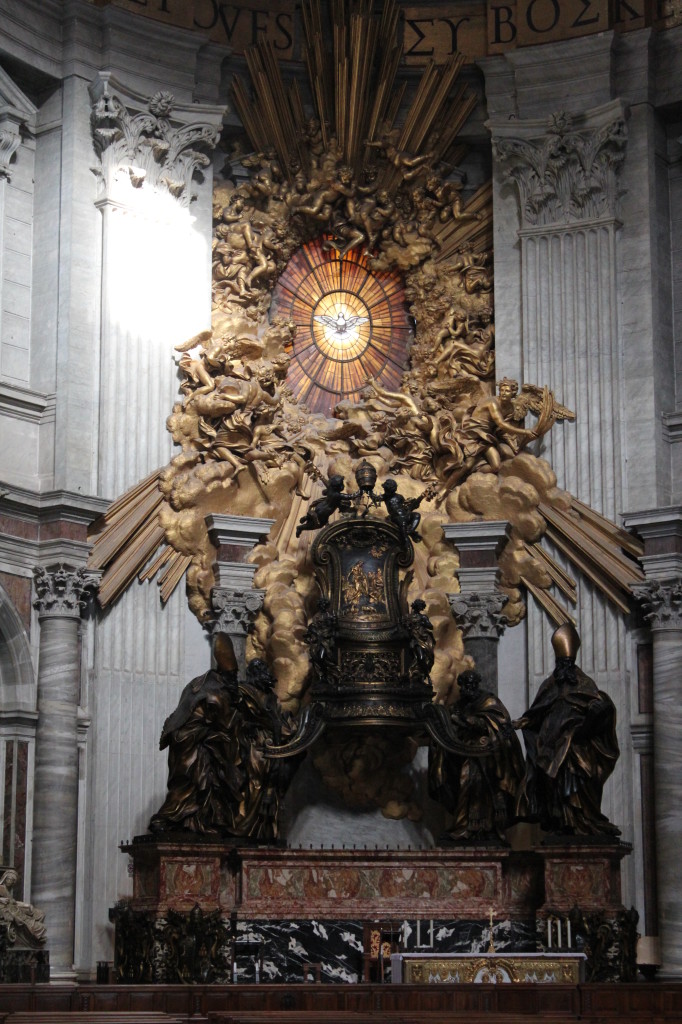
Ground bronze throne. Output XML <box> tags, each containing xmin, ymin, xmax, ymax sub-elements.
<box><xmin>266</xmin><ymin>467</ymin><xmax>473</xmax><ymax>759</ymax></box>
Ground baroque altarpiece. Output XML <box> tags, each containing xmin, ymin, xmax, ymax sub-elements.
<box><xmin>2</xmin><ymin>0</ymin><xmax>682</xmax><ymax>990</ymax></box>
<box><xmin>78</xmin><ymin>0</ymin><xmax>644</xmax><ymax>987</ymax></box>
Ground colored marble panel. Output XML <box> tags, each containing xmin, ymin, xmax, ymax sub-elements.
<box><xmin>14</xmin><ymin>741</ymin><xmax>28</xmax><ymax>899</ymax></box>
<box><xmin>161</xmin><ymin>859</ymin><xmax>219</xmax><ymax>906</ymax></box>
<box><xmin>3</xmin><ymin>740</ymin><xmax>14</xmax><ymax>866</ymax></box>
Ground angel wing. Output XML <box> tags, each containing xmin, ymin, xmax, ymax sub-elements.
<box><xmin>512</xmin><ymin>383</ymin><xmax>576</xmax><ymax>423</ymax></box>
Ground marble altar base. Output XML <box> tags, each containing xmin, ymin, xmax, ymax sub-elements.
<box><xmin>112</xmin><ymin>837</ymin><xmax>632</xmax><ymax>984</ymax></box>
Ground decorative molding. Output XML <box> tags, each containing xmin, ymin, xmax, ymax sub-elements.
<box><xmin>0</xmin><ymin>383</ymin><xmax>55</xmax><ymax>426</ymax></box>
<box><xmin>491</xmin><ymin>101</ymin><xmax>627</xmax><ymax>229</ymax></box>
<box><xmin>0</xmin><ymin>484</ymin><xmax>109</xmax><ymax>524</ymax></box>
<box><xmin>89</xmin><ymin>72</ymin><xmax>221</xmax><ymax>206</ymax></box>
<box><xmin>205</xmin><ymin>513</ymin><xmax>276</xmax><ymax>549</ymax></box>
<box><xmin>442</xmin><ymin>520</ymin><xmax>510</xmax><ymax>558</ymax></box>
<box><xmin>630</xmin><ymin>721</ymin><xmax>653</xmax><ymax>755</ymax></box>
<box><xmin>622</xmin><ymin>507</ymin><xmax>682</xmax><ymax>581</ymax></box>
<box><xmin>632</xmin><ymin>579</ymin><xmax>682</xmax><ymax>632</ymax></box>
<box><xmin>0</xmin><ymin>535</ymin><xmax>91</xmax><ymax>580</ymax></box>
<box><xmin>662</xmin><ymin>411</ymin><xmax>682</xmax><ymax>444</ymax></box>
<box><xmin>32</xmin><ymin>566</ymin><xmax>98</xmax><ymax>620</ymax></box>
<box><xmin>210</xmin><ymin>587</ymin><xmax>265</xmax><ymax>637</ymax></box>
<box><xmin>447</xmin><ymin>592</ymin><xmax>508</xmax><ymax>641</ymax></box>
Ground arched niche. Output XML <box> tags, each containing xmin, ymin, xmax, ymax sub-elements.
<box><xmin>0</xmin><ymin>580</ymin><xmax>37</xmax><ymax>899</ymax></box>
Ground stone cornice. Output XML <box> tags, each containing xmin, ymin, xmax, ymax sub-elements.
<box><xmin>0</xmin><ymin>484</ymin><xmax>109</xmax><ymax>526</ymax></box>
<box><xmin>661</xmin><ymin>411</ymin><xmax>682</xmax><ymax>444</ymax></box>
<box><xmin>0</xmin><ymin>533</ymin><xmax>91</xmax><ymax>578</ymax></box>
<box><xmin>0</xmin><ymin>382</ymin><xmax>55</xmax><ymax>425</ymax></box>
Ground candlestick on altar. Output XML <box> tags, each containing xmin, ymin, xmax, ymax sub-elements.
<box><xmin>488</xmin><ymin>906</ymin><xmax>495</xmax><ymax>953</ymax></box>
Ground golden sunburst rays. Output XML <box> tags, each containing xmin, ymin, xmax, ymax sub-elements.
<box><xmin>271</xmin><ymin>236</ymin><xmax>412</xmax><ymax>414</ymax></box>
<box><xmin>230</xmin><ymin>0</ymin><xmax>478</xmax><ymax>191</ymax></box>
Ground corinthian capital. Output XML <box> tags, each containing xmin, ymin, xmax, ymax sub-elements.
<box><xmin>448</xmin><ymin>592</ymin><xmax>507</xmax><ymax>641</ymax></box>
<box><xmin>33</xmin><ymin>565</ymin><xmax>98</xmax><ymax>619</ymax></box>
<box><xmin>211</xmin><ymin>587</ymin><xmax>265</xmax><ymax>637</ymax></box>
<box><xmin>0</xmin><ymin>122</ymin><xmax>22</xmax><ymax>181</ymax></box>
<box><xmin>492</xmin><ymin>101</ymin><xmax>627</xmax><ymax>228</ymax></box>
<box><xmin>632</xmin><ymin>579</ymin><xmax>682</xmax><ymax>631</ymax></box>
<box><xmin>89</xmin><ymin>73</ymin><xmax>221</xmax><ymax>205</ymax></box>
<box><xmin>0</xmin><ymin>68</ymin><xmax>37</xmax><ymax>181</ymax></box>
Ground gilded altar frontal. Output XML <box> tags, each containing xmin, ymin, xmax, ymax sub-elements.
<box><xmin>0</xmin><ymin>0</ymin><xmax>681</xmax><ymax>999</ymax></box>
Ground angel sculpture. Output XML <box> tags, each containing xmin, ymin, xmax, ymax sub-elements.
<box><xmin>295</xmin><ymin>474</ymin><xmax>353</xmax><ymax>537</ymax></box>
<box><xmin>382</xmin><ymin>478</ymin><xmax>426</xmax><ymax>544</ymax></box>
<box><xmin>443</xmin><ymin>377</ymin><xmax>574</xmax><ymax>487</ymax></box>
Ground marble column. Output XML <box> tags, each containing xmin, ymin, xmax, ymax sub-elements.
<box><xmin>31</xmin><ymin>565</ymin><xmax>94</xmax><ymax>979</ymax></box>
<box><xmin>206</xmin><ymin>514</ymin><xmax>274</xmax><ymax>670</ymax></box>
<box><xmin>625</xmin><ymin>507</ymin><xmax>682</xmax><ymax>977</ymax></box>
<box><xmin>443</xmin><ymin>521</ymin><xmax>509</xmax><ymax>693</ymax></box>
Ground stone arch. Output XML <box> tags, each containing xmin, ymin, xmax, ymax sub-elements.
<box><xmin>0</xmin><ymin>580</ymin><xmax>35</xmax><ymax>712</ymax></box>
<box><xmin>0</xmin><ymin>580</ymin><xmax>36</xmax><ymax>898</ymax></box>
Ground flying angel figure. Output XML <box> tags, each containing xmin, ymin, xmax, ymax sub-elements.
<box><xmin>314</xmin><ymin>311</ymin><xmax>369</xmax><ymax>337</ymax></box>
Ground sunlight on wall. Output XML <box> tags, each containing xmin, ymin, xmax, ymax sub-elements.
<box><xmin>98</xmin><ymin>179</ymin><xmax>210</xmax><ymax>494</ymax></box>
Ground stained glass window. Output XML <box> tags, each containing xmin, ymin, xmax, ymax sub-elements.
<box><xmin>271</xmin><ymin>237</ymin><xmax>413</xmax><ymax>415</ymax></box>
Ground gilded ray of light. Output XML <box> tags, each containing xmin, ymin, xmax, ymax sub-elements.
<box><xmin>271</xmin><ymin>236</ymin><xmax>412</xmax><ymax>414</ymax></box>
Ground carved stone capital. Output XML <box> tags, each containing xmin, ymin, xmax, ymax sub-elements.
<box><xmin>0</xmin><ymin>121</ymin><xmax>22</xmax><ymax>181</ymax></box>
<box><xmin>492</xmin><ymin>101</ymin><xmax>627</xmax><ymax>228</ymax></box>
<box><xmin>89</xmin><ymin>73</ymin><xmax>221</xmax><ymax>205</ymax></box>
<box><xmin>447</xmin><ymin>592</ymin><xmax>507</xmax><ymax>641</ymax></box>
<box><xmin>0</xmin><ymin>68</ymin><xmax>36</xmax><ymax>182</ymax></box>
<box><xmin>632</xmin><ymin>579</ymin><xmax>682</xmax><ymax>632</ymax></box>
<box><xmin>32</xmin><ymin>565</ymin><xmax>98</xmax><ymax>619</ymax></box>
<box><xmin>210</xmin><ymin>587</ymin><xmax>265</xmax><ymax>637</ymax></box>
